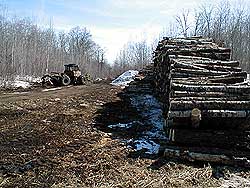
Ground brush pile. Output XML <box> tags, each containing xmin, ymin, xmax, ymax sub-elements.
<box><xmin>153</xmin><ymin>37</ymin><xmax>250</xmax><ymax>165</ymax></box>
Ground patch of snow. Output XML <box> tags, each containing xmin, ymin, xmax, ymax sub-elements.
<box><xmin>108</xmin><ymin>122</ymin><xmax>133</xmax><ymax>129</ymax></box>
<box><xmin>133</xmin><ymin>139</ymin><xmax>160</xmax><ymax>154</ymax></box>
<box><xmin>15</xmin><ymin>75</ymin><xmax>41</xmax><ymax>83</ymax></box>
<box><xmin>13</xmin><ymin>80</ymin><xmax>31</xmax><ymax>88</ymax></box>
<box><xmin>108</xmin><ymin>121</ymin><xmax>140</xmax><ymax>129</ymax></box>
<box><xmin>220</xmin><ymin>174</ymin><xmax>250</xmax><ymax>188</ymax></box>
<box><xmin>0</xmin><ymin>80</ymin><xmax>31</xmax><ymax>89</ymax></box>
<box><xmin>42</xmin><ymin>87</ymin><xmax>62</xmax><ymax>92</ymax></box>
<box><xmin>95</xmin><ymin>78</ymin><xmax>103</xmax><ymax>82</ymax></box>
<box><xmin>111</xmin><ymin>70</ymin><xmax>139</xmax><ymax>86</ymax></box>
<box><xmin>0</xmin><ymin>75</ymin><xmax>41</xmax><ymax>89</ymax></box>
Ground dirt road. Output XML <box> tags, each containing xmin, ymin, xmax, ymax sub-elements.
<box><xmin>0</xmin><ymin>83</ymin><xmax>247</xmax><ymax>187</ymax></box>
<box><xmin>0</xmin><ymin>84</ymin><xmax>117</xmax><ymax>102</ymax></box>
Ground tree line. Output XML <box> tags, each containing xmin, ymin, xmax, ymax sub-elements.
<box><xmin>112</xmin><ymin>1</ymin><xmax>250</xmax><ymax>74</ymax></box>
<box><xmin>0</xmin><ymin>7</ymin><xmax>111</xmax><ymax>80</ymax></box>
<box><xmin>113</xmin><ymin>40</ymin><xmax>152</xmax><ymax>75</ymax></box>
<box><xmin>173</xmin><ymin>1</ymin><xmax>250</xmax><ymax>71</ymax></box>
<box><xmin>1</xmin><ymin>1</ymin><xmax>249</xmax><ymax>81</ymax></box>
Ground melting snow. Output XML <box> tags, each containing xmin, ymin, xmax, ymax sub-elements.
<box><xmin>134</xmin><ymin>139</ymin><xmax>160</xmax><ymax>154</ymax></box>
<box><xmin>128</xmin><ymin>95</ymin><xmax>166</xmax><ymax>154</ymax></box>
<box><xmin>131</xmin><ymin>95</ymin><xmax>166</xmax><ymax>140</ymax></box>
<box><xmin>0</xmin><ymin>80</ymin><xmax>31</xmax><ymax>89</ymax></box>
<box><xmin>108</xmin><ymin>122</ymin><xmax>134</xmax><ymax>129</ymax></box>
<box><xmin>111</xmin><ymin>70</ymin><xmax>139</xmax><ymax>86</ymax></box>
<box><xmin>13</xmin><ymin>80</ymin><xmax>30</xmax><ymax>88</ymax></box>
<box><xmin>0</xmin><ymin>75</ymin><xmax>41</xmax><ymax>89</ymax></box>
<box><xmin>107</xmin><ymin>94</ymin><xmax>165</xmax><ymax>154</ymax></box>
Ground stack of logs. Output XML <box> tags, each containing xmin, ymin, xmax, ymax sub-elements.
<box><xmin>153</xmin><ymin>37</ymin><xmax>250</xmax><ymax>158</ymax></box>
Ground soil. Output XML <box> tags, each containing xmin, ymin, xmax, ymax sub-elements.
<box><xmin>0</xmin><ymin>83</ymin><xmax>249</xmax><ymax>187</ymax></box>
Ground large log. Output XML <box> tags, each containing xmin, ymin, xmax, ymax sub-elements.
<box><xmin>172</xmin><ymin>72</ymin><xmax>247</xmax><ymax>80</ymax></box>
<box><xmin>171</xmin><ymin>83</ymin><xmax>250</xmax><ymax>94</ymax></box>
<box><xmin>172</xmin><ymin>91</ymin><xmax>237</xmax><ymax>98</ymax></box>
<box><xmin>172</xmin><ymin>80</ymin><xmax>231</xmax><ymax>86</ymax></box>
<box><xmin>173</xmin><ymin>61</ymin><xmax>242</xmax><ymax>72</ymax></box>
<box><xmin>171</xmin><ymin>96</ymin><xmax>250</xmax><ymax>101</ymax></box>
<box><xmin>191</xmin><ymin>63</ymin><xmax>242</xmax><ymax>72</ymax></box>
<box><xmin>170</xmin><ymin>55</ymin><xmax>240</xmax><ymax>67</ymax></box>
<box><xmin>173</xmin><ymin>77</ymin><xmax>247</xmax><ymax>85</ymax></box>
<box><xmin>172</xmin><ymin>68</ymin><xmax>229</xmax><ymax>76</ymax></box>
<box><xmin>169</xmin><ymin>110</ymin><xmax>250</xmax><ymax>118</ymax></box>
<box><xmin>209</xmin><ymin>76</ymin><xmax>245</xmax><ymax>84</ymax></box>
<box><xmin>169</xmin><ymin>55</ymin><xmax>211</xmax><ymax>61</ymax></box>
<box><xmin>172</xmin><ymin>74</ymin><xmax>246</xmax><ymax>84</ymax></box>
<box><xmin>170</xmin><ymin>51</ymin><xmax>230</xmax><ymax>61</ymax></box>
<box><xmin>164</xmin><ymin>148</ymin><xmax>250</xmax><ymax>168</ymax></box>
<box><xmin>170</xmin><ymin>100</ymin><xmax>250</xmax><ymax>110</ymax></box>
<box><xmin>172</xmin><ymin>61</ymin><xmax>206</xmax><ymax>70</ymax></box>
<box><xmin>166</xmin><ymin>128</ymin><xmax>250</xmax><ymax>150</ymax></box>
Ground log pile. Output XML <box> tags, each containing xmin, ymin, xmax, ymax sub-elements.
<box><xmin>153</xmin><ymin>36</ymin><xmax>250</xmax><ymax>158</ymax></box>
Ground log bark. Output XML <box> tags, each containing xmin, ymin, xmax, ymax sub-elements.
<box><xmin>169</xmin><ymin>55</ymin><xmax>211</xmax><ymax>61</ymax></box>
<box><xmin>172</xmin><ymin>72</ymin><xmax>247</xmax><ymax>81</ymax></box>
<box><xmin>172</xmin><ymin>61</ymin><xmax>207</xmax><ymax>71</ymax></box>
<box><xmin>191</xmin><ymin>63</ymin><xmax>242</xmax><ymax>72</ymax></box>
<box><xmin>172</xmin><ymin>80</ymin><xmax>229</xmax><ymax>86</ymax></box>
<box><xmin>164</xmin><ymin>148</ymin><xmax>250</xmax><ymax>168</ymax></box>
<box><xmin>169</xmin><ymin>110</ymin><xmax>250</xmax><ymax>118</ymax></box>
<box><xmin>171</xmin><ymin>96</ymin><xmax>250</xmax><ymax>101</ymax></box>
<box><xmin>172</xmin><ymin>68</ymin><xmax>229</xmax><ymax>76</ymax></box>
<box><xmin>172</xmin><ymin>91</ymin><xmax>235</xmax><ymax>98</ymax></box>
<box><xmin>170</xmin><ymin>100</ymin><xmax>250</xmax><ymax>110</ymax></box>
<box><xmin>173</xmin><ymin>61</ymin><xmax>241</xmax><ymax>72</ymax></box>
<box><xmin>172</xmin><ymin>83</ymin><xmax>250</xmax><ymax>94</ymax></box>
<box><xmin>170</xmin><ymin>55</ymin><xmax>240</xmax><ymax>67</ymax></box>
<box><xmin>209</xmin><ymin>76</ymin><xmax>245</xmax><ymax>84</ymax></box>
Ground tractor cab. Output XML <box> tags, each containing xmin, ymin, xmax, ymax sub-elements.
<box><xmin>64</xmin><ymin>64</ymin><xmax>82</xmax><ymax>82</ymax></box>
<box><xmin>64</xmin><ymin>64</ymin><xmax>80</xmax><ymax>72</ymax></box>
<box><xmin>42</xmin><ymin>64</ymin><xmax>85</xmax><ymax>87</ymax></box>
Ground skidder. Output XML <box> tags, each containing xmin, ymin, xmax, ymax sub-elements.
<box><xmin>42</xmin><ymin>64</ymin><xmax>86</xmax><ymax>87</ymax></box>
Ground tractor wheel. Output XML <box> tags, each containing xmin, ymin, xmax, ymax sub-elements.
<box><xmin>76</xmin><ymin>76</ymin><xmax>84</xmax><ymax>85</ymax></box>
<box><xmin>62</xmin><ymin>75</ymin><xmax>71</xmax><ymax>86</ymax></box>
<box><xmin>41</xmin><ymin>75</ymin><xmax>51</xmax><ymax>86</ymax></box>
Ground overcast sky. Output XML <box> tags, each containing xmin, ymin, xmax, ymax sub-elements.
<box><xmin>3</xmin><ymin>0</ymin><xmax>248</xmax><ymax>63</ymax></box>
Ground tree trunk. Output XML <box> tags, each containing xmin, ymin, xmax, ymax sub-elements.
<box><xmin>169</xmin><ymin>110</ymin><xmax>250</xmax><ymax>118</ymax></box>
<box><xmin>170</xmin><ymin>100</ymin><xmax>250</xmax><ymax>110</ymax></box>
<box><xmin>172</xmin><ymin>83</ymin><xmax>250</xmax><ymax>94</ymax></box>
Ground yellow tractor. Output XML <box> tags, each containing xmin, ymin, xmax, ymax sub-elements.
<box><xmin>42</xmin><ymin>64</ymin><xmax>85</xmax><ymax>86</ymax></box>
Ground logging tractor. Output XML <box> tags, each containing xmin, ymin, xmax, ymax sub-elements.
<box><xmin>42</xmin><ymin>64</ymin><xmax>88</xmax><ymax>87</ymax></box>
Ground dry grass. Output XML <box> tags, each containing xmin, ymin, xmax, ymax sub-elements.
<box><xmin>0</xmin><ymin>84</ymin><xmax>248</xmax><ymax>187</ymax></box>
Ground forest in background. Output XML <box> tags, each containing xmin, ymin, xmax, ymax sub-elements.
<box><xmin>0</xmin><ymin>5</ymin><xmax>112</xmax><ymax>80</ymax></box>
<box><xmin>115</xmin><ymin>1</ymin><xmax>250</xmax><ymax>74</ymax></box>
<box><xmin>0</xmin><ymin>1</ymin><xmax>250</xmax><ymax>80</ymax></box>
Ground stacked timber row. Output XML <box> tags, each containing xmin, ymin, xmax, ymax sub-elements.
<box><xmin>153</xmin><ymin>37</ymin><xmax>250</xmax><ymax>153</ymax></box>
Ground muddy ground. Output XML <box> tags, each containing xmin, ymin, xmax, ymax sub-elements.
<box><xmin>0</xmin><ymin>83</ymin><xmax>249</xmax><ymax>188</ymax></box>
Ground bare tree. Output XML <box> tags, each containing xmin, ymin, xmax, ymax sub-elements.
<box><xmin>0</xmin><ymin>5</ymin><xmax>112</xmax><ymax>80</ymax></box>
<box><xmin>193</xmin><ymin>0</ymin><xmax>250</xmax><ymax>72</ymax></box>
<box><xmin>114</xmin><ymin>39</ymin><xmax>152</xmax><ymax>74</ymax></box>
<box><xmin>175</xmin><ymin>9</ymin><xmax>191</xmax><ymax>37</ymax></box>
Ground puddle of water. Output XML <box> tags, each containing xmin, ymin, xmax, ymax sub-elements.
<box><xmin>108</xmin><ymin>94</ymin><xmax>166</xmax><ymax>155</ymax></box>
